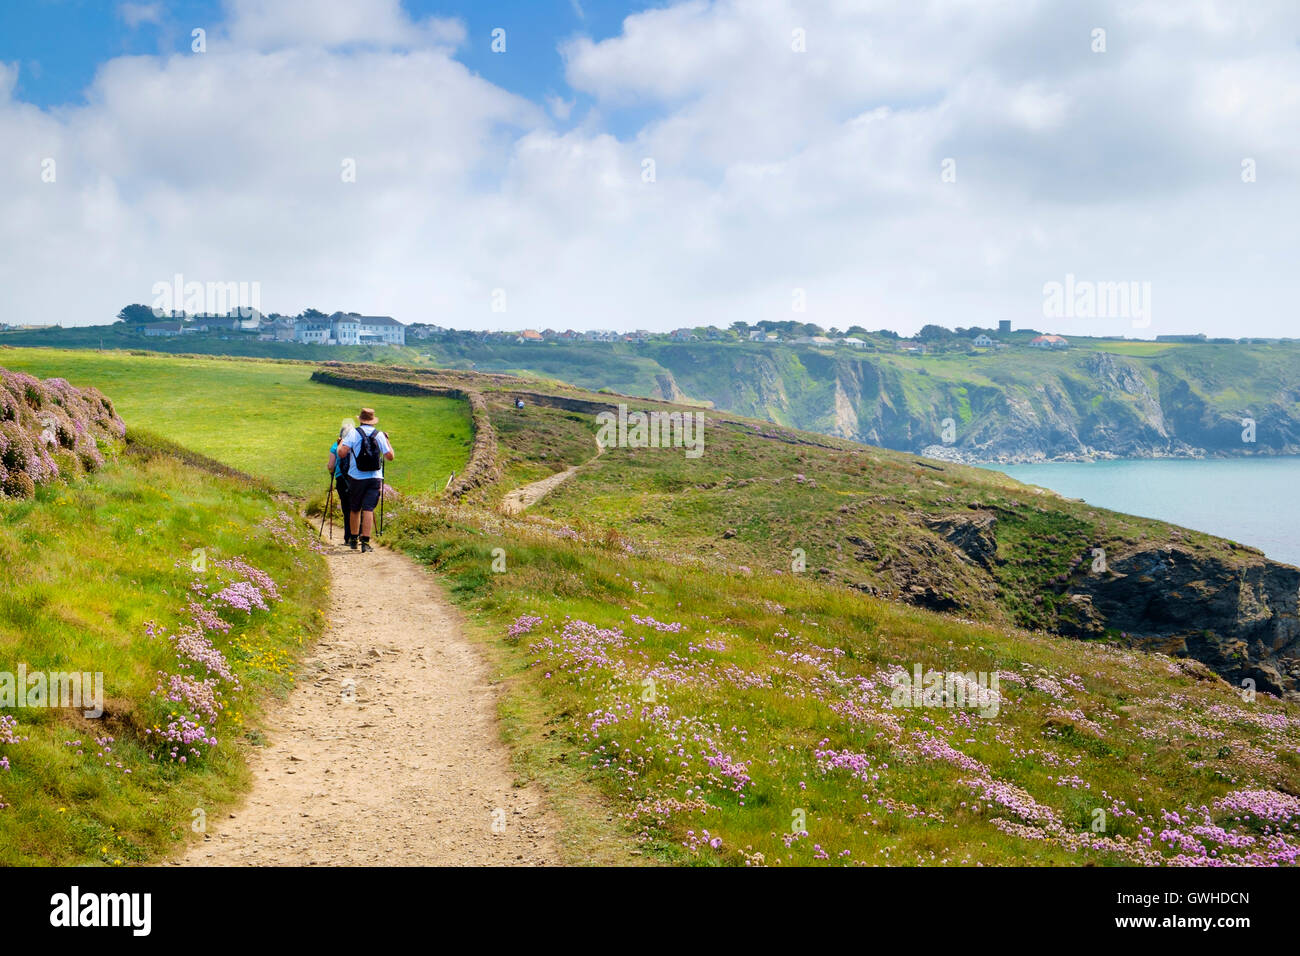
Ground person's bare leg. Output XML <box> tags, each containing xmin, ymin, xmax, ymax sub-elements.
<box><xmin>350</xmin><ymin>511</ymin><xmax>361</xmax><ymax>536</ymax></box>
<box><xmin>361</xmin><ymin>511</ymin><xmax>374</xmax><ymax>537</ymax></box>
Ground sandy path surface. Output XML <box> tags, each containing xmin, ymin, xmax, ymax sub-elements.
<box><xmin>175</xmin><ymin>543</ymin><xmax>559</xmax><ymax>866</ymax></box>
<box><xmin>501</xmin><ymin>465</ymin><xmax>582</xmax><ymax>515</ymax></box>
<box><xmin>500</xmin><ymin>439</ymin><xmax>603</xmax><ymax>516</ymax></box>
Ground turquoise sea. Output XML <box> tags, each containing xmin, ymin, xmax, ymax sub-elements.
<box><xmin>987</xmin><ymin>457</ymin><xmax>1300</xmax><ymax>569</ymax></box>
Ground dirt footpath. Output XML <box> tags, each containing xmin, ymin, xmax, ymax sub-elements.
<box><xmin>500</xmin><ymin>439</ymin><xmax>603</xmax><ymax>516</ymax></box>
<box><xmin>175</xmin><ymin>543</ymin><xmax>559</xmax><ymax>866</ymax></box>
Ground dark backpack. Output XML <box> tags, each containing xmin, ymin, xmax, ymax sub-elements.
<box><xmin>354</xmin><ymin>427</ymin><xmax>384</xmax><ymax>471</ymax></box>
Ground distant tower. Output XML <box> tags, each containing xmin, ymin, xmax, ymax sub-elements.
<box><xmin>998</xmin><ymin>320</ymin><xmax>1012</xmax><ymax>333</ymax></box>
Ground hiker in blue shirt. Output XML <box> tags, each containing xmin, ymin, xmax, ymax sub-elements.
<box><xmin>327</xmin><ymin>423</ymin><xmax>357</xmax><ymax>546</ymax></box>
<box><xmin>336</xmin><ymin>407</ymin><xmax>394</xmax><ymax>553</ymax></box>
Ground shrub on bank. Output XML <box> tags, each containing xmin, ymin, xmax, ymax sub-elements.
<box><xmin>0</xmin><ymin>367</ymin><xmax>125</xmax><ymax>496</ymax></box>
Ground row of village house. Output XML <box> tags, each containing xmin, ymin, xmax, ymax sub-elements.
<box><xmin>480</xmin><ymin>327</ymin><xmax>1069</xmax><ymax>351</ymax></box>
<box><xmin>135</xmin><ymin>313</ymin><xmax>1068</xmax><ymax>353</ymax></box>
<box><xmin>141</xmin><ymin>312</ymin><xmax>405</xmax><ymax>346</ymax></box>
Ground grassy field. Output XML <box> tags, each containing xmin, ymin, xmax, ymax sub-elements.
<box><xmin>392</xmin><ymin>501</ymin><xmax>1300</xmax><ymax>866</ymax></box>
<box><xmin>0</xmin><ymin>442</ymin><xmax>328</xmax><ymax>864</ymax></box>
<box><xmin>0</xmin><ymin>348</ymin><xmax>473</xmax><ymax>497</ymax></box>
<box><xmin>1086</xmin><ymin>341</ymin><xmax>1179</xmax><ymax>356</ymax></box>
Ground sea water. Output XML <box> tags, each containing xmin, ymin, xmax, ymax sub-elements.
<box><xmin>986</xmin><ymin>457</ymin><xmax>1300</xmax><ymax>568</ymax></box>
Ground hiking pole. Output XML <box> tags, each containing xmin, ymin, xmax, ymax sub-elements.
<box><xmin>379</xmin><ymin>469</ymin><xmax>385</xmax><ymax>537</ymax></box>
<box><xmin>319</xmin><ymin>474</ymin><xmax>334</xmax><ymax>540</ymax></box>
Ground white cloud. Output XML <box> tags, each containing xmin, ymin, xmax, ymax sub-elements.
<box><xmin>0</xmin><ymin>0</ymin><xmax>1297</xmax><ymax>337</ymax></box>
<box><xmin>118</xmin><ymin>3</ymin><xmax>164</xmax><ymax>30</ymax></box>
<box><xmin>222</xmin><ymin>0</ymin><xmax>465</xmax><ymax>51</ymax></box>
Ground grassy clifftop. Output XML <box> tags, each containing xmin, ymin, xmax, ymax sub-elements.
<box><xmin>404</xmin><ymin>338</ymin><xmax>1300</xmax><ymax>461</ymax></box>
<box><xmin>322</xmin><ymin>361</ymin><xmax>1300</xmax><ymax>865</ymax></box>
<box><xmin>6</xmin><ymin>350</ymin><xmax>1299</xmax><ymax>867</ymax></box>
<box><xmin>10</xmin><ymin>334</ymin><xmax>1300</xmax><ymax>461</ymax></box>
<box><xmin>392</xmin><ymin>488</ymin><xmax>1300</xmax><ymax>866</ymax></box>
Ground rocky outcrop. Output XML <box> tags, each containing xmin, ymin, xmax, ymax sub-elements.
<box><xmin>836</xmin><ymin>505</ymin><xmax>1300</xmax><ymax>700</ymax></box>
<box><xmin>653</xmin><ymin>372</ymin><xmax>688</xmax><ymax>404</ymax></box>
<box><xmin>1061</xmin><ymin>545</ymin><xmax>1300</xmax><ymax>698</ymax></box>
<box><xmin>924</xmin><ymin>511</ymin><xmax>998</xmax><ymax>570</ymax></box>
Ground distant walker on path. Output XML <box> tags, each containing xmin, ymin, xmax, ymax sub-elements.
<box><xmin>337</xmin><ymin>407</ymin><xmax>395</xmax><ymax>553</ymax></box>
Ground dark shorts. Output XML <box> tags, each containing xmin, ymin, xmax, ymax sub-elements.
<box><xmin>348</xmin><ymin>477</ymin><xmax>383</xmax><ymax>513</ymax></box>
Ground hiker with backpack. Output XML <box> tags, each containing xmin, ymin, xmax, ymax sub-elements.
<box><xmin>326</xmin><ymin>423</ymin><xmax>357</xmax><ymax>546</ymax></box>
<box><xmin>336</xmin><ymin>407</ymin><xmax>394</xmax><ymax>553</ymax></box>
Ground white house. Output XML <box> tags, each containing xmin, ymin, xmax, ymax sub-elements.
<box><xmin>1030</xmin><ymin>334</ymin><xmax>1069</xmax><ymax>349</ymax></box>
<box><xmin>972</xmin><ymin>334</ymin><xmax>995</xmax><ymax>347</ymax></box>
<box><xmin>843</xmin><ymin>337</ymin><xmax>866</xmax><ymax>349</ymax></box>
<box><xmin>294</xmin><ymin>322</ymin><xmax>331</xmax><ymax>344</ymax></box>
<box><xmin>327</xmin><ymin>312</ymin><xmax>405</xmax><ymax>346</ymax></box>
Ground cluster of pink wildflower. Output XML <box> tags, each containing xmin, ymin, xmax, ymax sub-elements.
<box><xmin>630</xmin><ymin>614</ymin><xmax>684</xmax><ymax>633</ymax></box>
<box><xmin>507</xmin><ymin>614</ymin><xmax>543</xmax><ymax>638</ymax></box>
<box><xmin>0</xmin><ymin>714</ymin><xmax>28</xmax><ymax>774</ymax></box>
<box><xmin>147</xmin><ymin>673</ymin><xmax>222</xmax><ymax>761</ymax></box>
<box><xmin>170</xmin><ymin>625</ymin><xmax>241</xmax><ymax>687</ymax></box>
<box><xmin>815</xmin><ymin>746</ymin><xmax>885</xmax><ymax>786</ymax></box>
<box><xmin>1215</xmin><ymin>789</ymin><xmax>1300</xmax><ymax>827</ymax></box>
<box><xmin>212</xmin><ymin>580</ymin><xmax>269</xmax><ymax>613</ymax></box>
<box><xmin>258</xmin><ymin>510</ymin><xmax>310</xmax><ymax>551</ymax></box>
<box><xmin>702</xmin><ymin>746</ymin><xmax>751</xmax><ymax>794</ymax></box>
<box><xmin>143</xmin><ymin>554</ymin><xmax>279</xmax><ymax>763</ymax></box>
<box><xmin>513</xmin><ymin>591</ymin><xmax>1300</xmax><ymax>866</ymax></box>
<box><xmin>682</xmin><ymin>829</ymin><xmax>723</xmax><ymax>852</ymax></box>
<box><xmin>216</xmin><ymin>558</ymin><xmax>280</xmax><ymax>601</ymax></box>
<box><xmin>528</xmin><ymin>617</ymin><xmax>632</xmax><ymax>674</ymax></box>
<box><xmin>187</xmin><ymin>602</ymin><xmax>231</xmax><ymax>634</ymax></box>
<box><xmin>152</xmin><ymin>672</ymin><xmax>223</xmax><ymax>725</ymax></box>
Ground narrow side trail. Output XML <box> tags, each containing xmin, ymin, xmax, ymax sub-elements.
<box><xmin>500</xmin><ymin>438</ymin><xmax>603</xmax><ymax>516</ymax></box>
<box><xmin>176</xmin><ymin>543</ymin><xmax>559</xmax><ymax>866</ymax></box>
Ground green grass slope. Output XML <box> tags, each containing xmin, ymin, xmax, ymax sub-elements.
<box><xmin>510</xmin><ymin>409</ymin><xmax>1232</xmax><ymax>630</ymax></box>
<box><xmin>0</xmin><ymin>439</ymin><xmax>327</xmax><ymax>865</ymax></box>
<box><xmin>0</xmin><ymin>349</ymin><xmax>473</xmax><ymax>496</ymax></box>
<box><xmin>392</xmin><ymin>502</ymin><xmax>1300</xmax><ymax>866</ymax></box>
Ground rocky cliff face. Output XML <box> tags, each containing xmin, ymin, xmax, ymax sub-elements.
<box><xmin>1061</xmin><ymin>544</ymin><xmax>1300</xmax><ymax>698</ymax></box>
<box><xmin>918</xmin><ymin>353</ymin><xmax>1211</xmax><ymax>462</ymax></box>
<box><xmin>655</xmin><ymin>345</ymin><xmax>1300</xmax><ymax>463</ymax></box>
<box><xmin>850</xmin><ymin>507</ymin><xmax>1300</xmax><ymax>700</ymax></box>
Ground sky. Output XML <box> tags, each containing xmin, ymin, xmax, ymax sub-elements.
<box><xmin>0</xmin><ymin>0</ymin><xmax>1297</xmax><ymax>337</ymax></box>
